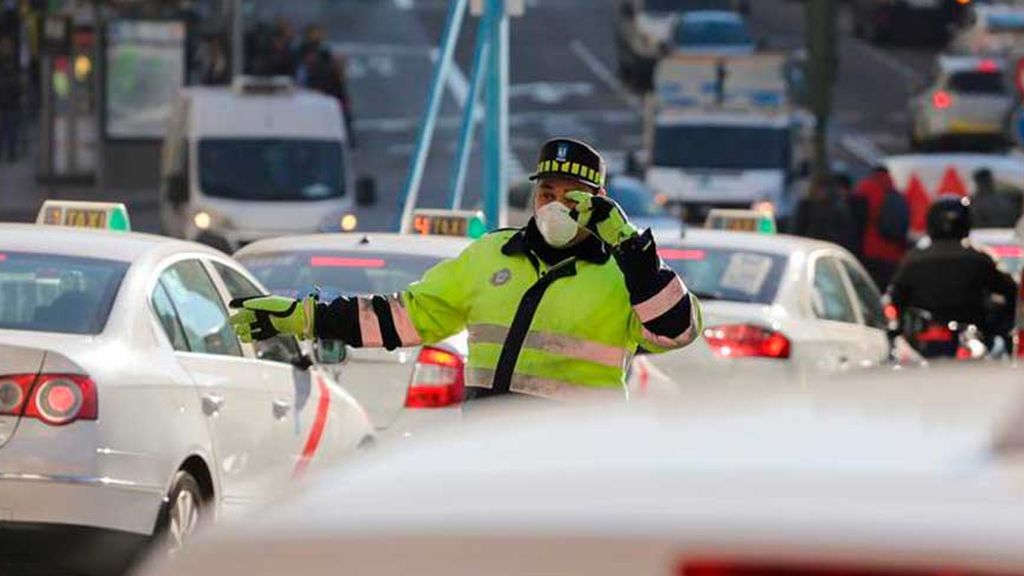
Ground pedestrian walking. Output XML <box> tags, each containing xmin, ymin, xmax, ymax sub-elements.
<box><xmin>851</xmin><ymin>166</ymin><xmax>909</xmax><ymax>288</ymax></box>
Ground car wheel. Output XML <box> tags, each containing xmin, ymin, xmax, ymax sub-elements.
<box><xmin>154</xmin><ymin>471</ymin><xmax>205</xmax><ymax>557</ymax></box>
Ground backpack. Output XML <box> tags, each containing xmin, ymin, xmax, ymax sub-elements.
<box><xmin>876</xmin><ymin>187</ymin><xmax>910</xmax><ymax>243</ymax></box>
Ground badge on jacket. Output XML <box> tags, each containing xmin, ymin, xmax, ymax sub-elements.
<box><xmin>490</xmin><ymin>268</ymin><xmax>512</xmax><ymax>286</ymax></box>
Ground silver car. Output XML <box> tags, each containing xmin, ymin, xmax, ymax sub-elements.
<box><xmin>909</xmin><ymin>55</ymin><xmax>1014</xmax><ymax>150</ymax></box>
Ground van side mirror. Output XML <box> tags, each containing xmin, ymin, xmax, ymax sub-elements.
<box><xmin>314</xmin><ymin>339</ymin><xmax>348</xmax><ymax>365</ymax></box>
<box><xmin>166</xmin><ymin>174</ymin><xmax>188</xmax><ymax>207</ymax></box>
<box><xmin>356</xmin><ymin>176</ymin><xmax>377</xmax><ymax>207</ymax></box>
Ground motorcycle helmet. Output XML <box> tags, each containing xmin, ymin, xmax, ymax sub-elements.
<box><xmin>926</xmin><ymin>195</ymin><xmax>971</xmax><ymax>241</ymax></box>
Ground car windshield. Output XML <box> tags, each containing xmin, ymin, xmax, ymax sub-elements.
<box><xmin>607</xmin><ymin>179</ymin><xmax>670</xmax><ymax>218</ymax></box>
<box><xmin>948</xmin><ymin>71</ymin><xmax>1006</xmax><ymax>94</ymax></box>
<box><xmin>237</xmin><ymin>250</ymin><xmax>445</xmax><ymax>299</ymax></box>
<box><xmin>653</xmin><ymin>125</ymin><xmax>790</xmax><ymax>170</ymax></box>
<box><xmin>644</xmin><ymin>0</ymin><xmax>736</xmax><ymax>13</ymax></box>
<box><xmin>198</xmin><ymin>138</ymin><xmax>346</xmax><ymax>201</ymax></box>
<box><xmin>657</xmin><ymin>245</ymin><xmax>787</xmax><ymax>304</ymax></box>
<box><xmin>0</xmin><ymin>252</ymin><xmax>129</xmax><ymax>335</ymax></box>
<box><xmin>986</xmin><ymin>12</ymin><xmax>1024</xmax><ymax>33</ymax></box>
<box><xmin>676</xmin><ymin>17</ymin><xmax>751</xmax><ymax>46</ymax></box>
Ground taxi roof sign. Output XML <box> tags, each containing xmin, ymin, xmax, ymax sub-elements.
<box><xmin>705</xmin><ymin>209</ymin><xmax>776</xmax><ymax>234</ymax></box>
<box><xmin>37</xmin><ymin>200</ymin><xmax>131</xmax><ymax>232</ymax></box>
<box><xmin>409</xmin><ymin>209</ymin><xmax>487</xmax><ymax>239</ymax></box>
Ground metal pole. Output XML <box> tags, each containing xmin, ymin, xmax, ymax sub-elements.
<box><xmin>482</xmin><ymin>0</ymin><xmax>508</xmax><ymax>229</ymax></box>
<box><xmin>397</xmin><ymin>0</ymin><xmax>469</xmax><ymax>232</ymax></box>
<box><xmin>231</xmin><ymin>0</ymin><xmax>243</xmax><ymax>77</ymax></box>
<box><xmin>805</xmin><ymin>0</ymin><xmax>836</xmax><ymax>184</ymax></box>
<box><xmin>448</xmin><ymin>17</ymin><xmax>490</xmax><ymax>210</ymax></box>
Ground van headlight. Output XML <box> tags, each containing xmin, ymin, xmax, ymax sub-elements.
<box><xmin>192</xmin><ymin>209</ymin><xmax>231</xmax><ymax>231</ymax></box>
<box><xmin>319</xmin><ymin>211</ymin><xmax>358</xmax><ymax>233</ymax></box>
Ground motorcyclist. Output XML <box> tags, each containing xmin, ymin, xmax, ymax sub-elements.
<box><xmin>888</xmin><ymin>196</ymin><xmax>1018</xmax><ymax>357</ymax></box>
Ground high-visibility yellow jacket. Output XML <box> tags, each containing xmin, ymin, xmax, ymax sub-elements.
<box><xmin>314</xmin><ymin>226</ymin><xmax>702</xmax><ymax>401</ymax></box>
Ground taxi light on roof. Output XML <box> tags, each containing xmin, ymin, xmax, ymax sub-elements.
<box><xmin>705</xmin><ymin>209</ymin><xmax>776</xmax><ymax>234</ymax></box>
<box><xmin>310</xmin><ymin>256</ymin><xmax>386</xmax><ymax>268</ymax></box>
<box><xmin>410</xmin><ymin>209</ymin><xmax>487</xmax><ymax>239</ymax></box>
<box><xmin>36</xmin><ymin>200</ymin><xmax>131</xmax><ymax>232</ymax></box>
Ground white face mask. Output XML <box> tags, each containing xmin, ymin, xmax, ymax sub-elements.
<box><xmin>534</xmin><ymin>201</ymin><xmax>580</xmax><ymax>248</ymax></box>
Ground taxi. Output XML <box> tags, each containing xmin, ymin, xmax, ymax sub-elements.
<box><xmin>0</xmin><ymin>202</ymin><xmax>374</xmax><ymax>576</ymax></box>
<box><xmin>233</xmin><ymin>210</ymin><xmax>484</xmax><ymax>439</ymax></box>
<box><xmin>640</xmin><ymin>210</ymin><xmax>890</xmax><ymax>394</ymax></box>
<box><xmin>140</xmin><ymin>364</ymin><xmax>1024</xmax><ymax>576</ymax></box>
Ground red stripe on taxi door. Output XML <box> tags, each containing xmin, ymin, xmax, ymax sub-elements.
<box><xmin>292</xmin><ymin>375</ymin><xmax>331</xmax><ymax>479</ymax></box>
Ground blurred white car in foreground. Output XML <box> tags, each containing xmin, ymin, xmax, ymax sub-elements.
<box><xmin>0</xmin><ymin>205</ymin><xmax>372</xmax><ymax>576</ymax></box>
<box><xmin>143</xmin><ymin>364</ymin><xmax>1024</xmax><ymax>576</ymax></box>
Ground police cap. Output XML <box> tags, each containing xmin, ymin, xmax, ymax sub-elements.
<box><xmin>528</xmin><ymin>138</ymin><xmax>606</xmax><ymax>190</ymax></box>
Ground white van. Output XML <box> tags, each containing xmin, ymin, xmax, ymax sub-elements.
<box><xmin>159</xmin><ymin>76</ymin><xmax>375</xmax><ymax>252</ymax></box>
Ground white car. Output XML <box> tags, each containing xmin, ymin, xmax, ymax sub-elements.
<box><xmin>640</xmin><ymin>229</ymin><xmax>890</xmax><ymax>392</ymax></box>
<box><xmin>234</xmin><ymin>233</ymin><xmax>470</xmax><ymax>439</ymax></box>
<box><xmin>141</xmin><ymin>364</ymin><xmax>1024</xmax><ymax>576</ymax></box>
<box><xmin>971</xmin><ymin>228</ymin><xmax>1024</xmax><ymax>278</ymax></box>
<box><xmin>908</xmin><ymin>56</ymin><xmax>1013</xmax><ymax>150</ymax></box>
<box><xmin>950</xmin><ymin>4</ymin><xmax>1024</xmax><ymax>56</ymax></box>
<box><xmin>0</xmin><ymin>214</ymin><xmax>373</xmax><ymax>575</ymax></box>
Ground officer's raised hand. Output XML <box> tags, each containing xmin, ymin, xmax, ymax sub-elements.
<box><xmin>566</xmin><ymin>190</ymin><xmax>639</xmax><ymax>248</ymax></box>
<box><xmin>228</xmin><ymin>295</ymin><xmax>316</xmax><ymax>342</ymax></box>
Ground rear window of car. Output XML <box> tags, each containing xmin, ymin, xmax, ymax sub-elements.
<box><xmin>948</xmin><ymin>71</ymin><xmax>1006</xmax><ymax>94</ymax></box>
<box><xmin>658</xmin><ymin>245</ymin><xmax>788</xmax><ymax>304</ymax></box>
<box><xmin>0</xmin><ymin>252</ymin><xmax>129</xmax><ymax>335</ymax></box>
<box><xmin>237</xmin><ymin>250</ymin><xmax>446</xmax><ymax>298</ymax></box>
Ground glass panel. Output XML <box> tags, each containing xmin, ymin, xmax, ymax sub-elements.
<box><xmin>151</xmin><ymin>282</ymin><xmax>190</xmax><ymax>351</ymax></box>
<box><xmin>198</xmin><ymin>138</ymin><xmax>346</xmax><ymax>201</ymax></box>
<box><xmin>843</xmin><ymin>261</ymin><xmax>886</xmax><ymax>330</ymax></box>
<box><xmin>813</xmin><ymin>258</ymin><xmax>857</xmax><ymax>324</ymax></box>
<box><xmin>158</xmin><ymin>260</ymin><xmax>242</xmax><ymax>357</ymax></box>
<box><xmin>0</xmin><ymin>252</ymin><xmax>128</xmax><ymax>335</ymax></box>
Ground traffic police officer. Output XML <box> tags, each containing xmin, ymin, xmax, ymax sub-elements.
<box><xmin>229</xmin><ymin>138</ymin><xmax>703</xmax><ymax>401</ymax></box>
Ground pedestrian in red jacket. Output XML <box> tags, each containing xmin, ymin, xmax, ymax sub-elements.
<box><xmin>850</xmin><ymin>167</ymin><xmax>907</xmax><ymax>288</ymax></box>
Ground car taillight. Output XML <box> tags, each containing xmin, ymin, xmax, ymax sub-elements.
<box><xmin>704</xmin><ymin>324</ymin><xmax>791</xmax><ymax>359</ymax></box>
<box><xmin>933</xmin><ymin>90</ymin><xmax>953</xmax><ymax>109</ymax></box>
<box><xmin>1016</xmin><ymin>274</ymin><xmax>1024</xmax><ymax>358</ymax></box>
<box><xmin>0</xmin><ymin>374</ymin><xmax>96</xmax><ymax>425</ymax></box>
<box><xmin>406</xmin><ymin>347</ymin><xmax>464</xmax><ymax>408</ymax></box>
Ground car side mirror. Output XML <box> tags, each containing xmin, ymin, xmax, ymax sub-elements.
<box><xmin>166</xmin><ymin>174</ymin><xmax>188</xmax><ymax>207</ymax></box>
<box><xmin>314</xmin><ymin>339</ymin><xmax>348</xmax><ymax>365</ymax></box>
<box><xmin>356</xmin><ymin>176</ymin><xmax>377</xmax><ymax>207</ymax></box>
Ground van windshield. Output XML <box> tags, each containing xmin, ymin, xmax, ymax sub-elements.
<box><xmin>198</xmin><ymin>138</ymin><xmax>345</xmax><ymax>201</ymax></box>
<box><xmin>653</xmin><ymin>125</ymin><xmax>790</xmax><ymax>170</ymax></box>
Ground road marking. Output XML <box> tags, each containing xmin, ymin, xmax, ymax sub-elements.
<box><xmin>569</xmin><ymin>39</ymin><xmax>642</xmax><ymax>111</ymax></box>
<box><xmin>394</xmin><ymin>0</ymin><xmax>414</xmax><ymax>9</ymax></box>
<box><xmin>851</xmin><ymin>41</ymin><xmax>922</xmax><ymax>84</ymax></box>
<box><xmin>840</xmin><ymin>134</ymin><xmax>887</xmax><ymax>167</ymax></box>
<box><xmin>330</xmin><ymin>42</ymin><xmax>434</xmax><ymax>57</ymax></box>
<box><xmin>357</xmin><ymin>108</ymin><xmax>641</xmax><ymax>133</ymax></box>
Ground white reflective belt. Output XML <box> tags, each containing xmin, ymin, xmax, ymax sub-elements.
<box><xmin>465</xmin><ymin>368</ymin><xmax>626</xmax><ymax>402</ymax></box>
<box><xmin>468</xmin><ymin>323</ymin><xmax>627</xmax><ymax>369</ymax></box>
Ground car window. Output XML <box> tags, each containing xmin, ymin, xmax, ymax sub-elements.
<box><xmin>158</xmin><ymin>260</ymin><xmax>242</xmax><ymax>357</ymax></box>
<box><xmin>211</xmin><ymin>261</ymin><xmax>303</xmax><ymax>365</ymax></box>
<box><xmin>948</xmin><ymin>71</ymin><xmax>1005</xmax><ymax>94</ymax></box>
<box><xmin>841</xmin><ymin>260</ymin><xmax>886</xmax><ymax>330</ymax></box>
<box><xmin>151</xmin><ymin>282</ymin><xmax>189</xmax><ymax>351</ymax></box>
<box><xmin>812</xmin><ymin>257</ymin><xmax>857</xmax><ymax>324</ymax></box>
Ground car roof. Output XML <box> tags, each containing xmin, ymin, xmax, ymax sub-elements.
<box><xmin>0</xmin><ymin>223</ymin><xmax>223</xmax><ymax>262</ymax></box>
<box><xmin>187</xmin><ymin>366</ymin><xmax>1024</xmax><ymax>552</ymax></box>
<box><xmin>971</xmin><ymin>228</ymin><xmax>1020</xmax><ymax>245</ymax></box>
<box><xmin>234</xmin><ymin>233</ymin><xmax>472</xmax><ymax>260</ymax></box>
<box><xmin>659</xmin><ymin>229</ymin><xmax>842</xmax><ymax>256</ymax></box>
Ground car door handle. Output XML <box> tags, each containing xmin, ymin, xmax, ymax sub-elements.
<box><xmin>272</xmin><ymin>399</ymin><xmax>291</xmax><ymax>420</ymax></box>
<box><xmin>201</xmin><ymin>394</ymin><xmax>225</xmax><ymax>416</ymax></box>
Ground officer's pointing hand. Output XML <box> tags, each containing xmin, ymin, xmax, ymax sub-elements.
<box><xmin>228</xmin><ymin>295</ymin><xmax>316</xmax><ymax>342</ymax></box>
<box><xmin>566</xmin><ymin>190</ymin><xmax>639</xmax><ymax>248</ymax></box>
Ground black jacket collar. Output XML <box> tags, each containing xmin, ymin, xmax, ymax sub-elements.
<box><xmin>501</xmin><ymin>218</ymin><xmax>610</xmax><ymax>266</ymax></box>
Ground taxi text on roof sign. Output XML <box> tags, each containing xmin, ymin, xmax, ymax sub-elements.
<box><xmin>410</xmin><ymin>209</ymin><xmax>487</xmax><ymax>239</ymax></box>
<box><xmin>705</xmin><ymin>209</ymin><xmax>776</xmax><ymax>234</ymax></box>
<box><xmin>36</xmin><ymin>200</ymin><xmax>131</xmax><ymax>232</ymax></box>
